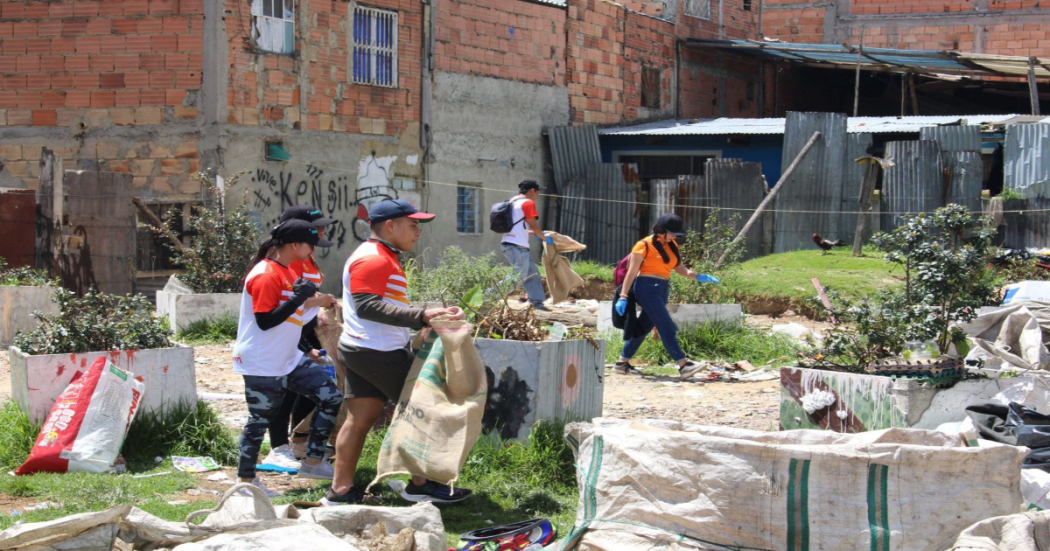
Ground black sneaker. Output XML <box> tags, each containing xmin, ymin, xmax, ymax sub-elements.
<box><xmin>531</xmin><ymin>303</ymin><xmax>550</xmax><ymax>312</ymax></box>
<box><xmin>402</xmin><ymin>480</ymin><xmax>472</xmax><ymax>503</ymax></box>
<box><xmin>613</xmin><ymin>361</ymin><xmax>636</xmax><ymax>375</ymax></box>
<box><xmin>320</xmin><ymin>486</ymin><xmax>379</xmax><ymax>506</ymax></box>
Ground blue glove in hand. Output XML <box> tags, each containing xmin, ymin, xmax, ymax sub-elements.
<box><xmin>696</xmin><ymin>274</ymin><xmax>720</xmax><ymax>284</ymax></box>
<box><xmin>615</xmin><ymin>298</ymin><xmax>628</xmax><ymax>316</ymax></box>
<box><xmin>544</xmin><ymin>234</ymin><xmax>555</xmax><ymax>245</ymax></box>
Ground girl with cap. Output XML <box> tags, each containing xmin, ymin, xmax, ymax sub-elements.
<box><xmin>262</xmin><ymin>206</ymin><xmax>340</xmax><ymax>469</ymax></box>
<box><xmin>232</xmin><ymin>219</ymin><xmax>343</xmax><ymax>496</ymax></box>
<box><xmin>613</xmin><ymin>213</ymin><xmax>719</xmax><ymax>379</ymax></box>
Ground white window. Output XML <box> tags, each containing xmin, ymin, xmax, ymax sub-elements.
<box><xmin>684</xmin><ymin>0</ymin><xmax>711</xmax><ymax>20</ymax></box>
<box><xmin>252</xmin><ymin>0</ymin><xmax>295</xmax><ymax>54</ymax></box>
<box><xmin>352</xmin><ymin>6</ymin><xmax>398</xmax><ymax>88</ymax></box>
<box><xmin>457</xmin><ymin>185</ymin><xmax>480</xmax><ymax>234</ymax></box>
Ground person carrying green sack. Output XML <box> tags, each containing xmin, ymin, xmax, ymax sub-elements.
<box><xmin>613</xmin><ymin>213</ymin><xmax>719</xmax><ymax>378</ymax></box>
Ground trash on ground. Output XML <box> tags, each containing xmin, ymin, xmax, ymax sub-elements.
<box><xmin>733</xmin><ymin>361</ymin><xmax>756</xmax><ymax>372</ymax></box>
<box><xmin>255</xmin><ymin>463</ymin><xmax>298</xmax><ymax>474</ymax></box>
<box><xmin>1002</xmin><ymin>281</ymin><xmax>1050</xmax><ymax>305</ymax></box>
<box><xmin>734</xmin><ymin>368</ymin><xmax>780</xmax><ymax>382</ymax></box>
<box><xmin>198</xmin><ymin>392</ymin><xmax>244</xmax><ymax>401</ymax></box>
<box><xmin>800</xmin><ymin>390</ymin><xmax>837</xmax><ymax>413</ymax></box>
<box><xmin>206</xmin><ymin>472</ymin><xmax>230</xmax><ymax>482</ymax></box>
<box><xmin>966</xmin><ymin>402</ymin><xmax>1050</xmax><ymax>469</ymax></box>
<box><xmin>959</xmin><ymin>301</ymin><xmax>1050</xmax><ymax>373</ymax></box>
<box><xmin>546</xmin><ymin>322</ymin><xmax>567</xmax><ymax>342</ymax></box>
<box><xmin>17</xmin><ymin>358</ymin><xmax>144</xmax><ymax>476</ymax></box>
<box><xmin>559</xmin><ymin>418</ymin><xmax>1026</xmax><ymax>550</ymax></box>
<box><xmin>132</xmin><ymin>471</ymin><xmax>172</xmax><ymax>479</ymax></box>
<box><xmin>172</xmin><ymin>456</ymin><xmax>221</xmax><ymax>473</ymax></box>
<box><xmin>771</xmin><ymin>322</ymin><xmax>812</xmax><ymax>340</ymax></box>
<box><xmin>456</xmin><ymin>517</ymin><xmax>557</xmax><ymax>550</ymax></box>
<box><xmin>1023</xmin><ymin>469</ymin><xmax>1050</xmax><ymax>511</ymax></box>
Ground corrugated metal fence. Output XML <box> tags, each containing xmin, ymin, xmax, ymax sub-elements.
<box><xmin>557</xmin><ymin>163</ymin><xmax>642</xmax><ymax>264</ymax></box>
<box><xmin>881</xmin><ymin>140</ymin><xmax>945</xmax><ymax>230</ymax></box>
<box><xmin>1005</xmin><ymin>124</ymin><xmax>1050</xmax><ymax>192</ymax></box>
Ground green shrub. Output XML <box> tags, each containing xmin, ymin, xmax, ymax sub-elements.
<box><xmin>123</xmin><ymin>400</ymin><xmax>239</xmax><ymax>470</ymax></box>
<box><xmin>15</xmin><ymin>288</ymin><xmax>172</xmax><ymax>354</ymax></box>
<box><xmin>605</xmin><ymin>320</ymin><xmax>800</xmax><ymax>366</ymax></box>
<box><xmin>670</xmin><ymin>209</ymin><xmax>745</xmax><ymax>304</ymax></box>
<box><xmin>406</xmin><ymin>247</ymin><xmax>516</xmax><ymax>303</ymax></box>
<box><xmin>148</xmin><ymin>173</ymin><xmax>260</xmax><ymax>294</ymax></box>
<box><xmin>570</xmin><ymin>260</ymin><xmax>614</xmax><ymax>282</ymax></box>
<box><xmin>0</xmin><ymin>258</ymin><xmax>54</xmax><ymax>287</ymax></box>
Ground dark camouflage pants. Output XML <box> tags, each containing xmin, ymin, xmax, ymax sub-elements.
<box><xmin>238</xmin><ymin>359</ymin><xmax>343</xmax><ymax>479</ymax></box>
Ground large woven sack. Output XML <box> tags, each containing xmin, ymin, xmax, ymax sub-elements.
<box><xmin>560</xmin><ymin>418</ymin><xmax>1027</xmax><ymax>551</ymax></box>
<box><xmin>369</xmin><ymin>318</ymin><xmax>487</xmax><ymax>491</ymax></box>
<box><xmin>950</xmin><ymin>510</ymin><xmax>1050</xmax><ymax>551</ymax></box>
<box><xmin>542</xmin><ymin>232</ymin><xmax>586</xmax><ymax>304</ymax></box>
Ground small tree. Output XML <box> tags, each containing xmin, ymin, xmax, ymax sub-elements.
<box><xmin>670</xmin><ymin>209</ymin><xmax>744</xmax><ymax>304</ymax></box>
<box><xmin>150</xmin><ymin>173</ymin><xmax>261</xmax><ymax>294</ymax></box>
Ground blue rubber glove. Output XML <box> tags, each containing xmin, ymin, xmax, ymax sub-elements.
<box><xmin>615</xmin><ymin>298</ymin><xmax>628</xmax><ymax>316</ymax></box>
<box><xmin>544</xmin><ymin>234</ymin><xmax>555</xmax><ymax>245</ymax></box>
<box><xmin>696</xmin><ymin>274</ymin><xmax>720</xmax><ymax>284</ymax></box>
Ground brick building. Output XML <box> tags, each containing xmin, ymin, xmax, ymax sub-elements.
<box><xmin>0</xmin><ymin>0</ymin><xmax>765</xmax><ymax>282</ymax></box>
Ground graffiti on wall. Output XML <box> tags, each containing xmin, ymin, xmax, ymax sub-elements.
<box><xmin>248</xmin><ymin>156</ymin><xmax>419</xmax><ymax>257</ymax></box>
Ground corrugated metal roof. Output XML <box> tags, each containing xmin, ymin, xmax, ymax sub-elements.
<box><xmin>1005</xmin><ymin>124</ymin><xmax>1050</xmax><ymax>191</ymax></box>
<box><xmin>599</xmin><ymin>115</ymin><xmax>1022</xmax><ymax>136</ymax></box>
<box><xmin>523</xmin><ymin>0</ymin><xmax>566</xmax><ymax>7</ymax></box>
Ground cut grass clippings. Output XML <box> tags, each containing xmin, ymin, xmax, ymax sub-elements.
<box><xmin>174</xmin><ymin>315</ymin><xmax>239</xmax><ymax>345</ymax></box>
<box><xmin>0</xmin><ymin>399</ymin><xmax>579</xmax><ymax>547</ymax></box>
<box><xmin>604</xmin><ymin>320</ymin><xmax>802</xmax><ymax>374</ymax></box>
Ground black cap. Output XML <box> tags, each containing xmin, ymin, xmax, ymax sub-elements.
<box><xmin>279</xmin><ymin>205</ymin><xmax>336</xmax><ymax>227</ymax></box>
<box><xmin>368</xmin><ymin>198</ymin><xmax>436</xmax><ymax>224</ymax></box>
<box><xmin>518</xmin><ymin>179</ymin><xmax>546</xmax><ymax>192</ymax></box>
<box><xmin>271</xmin><ymin>219</ymin><xmax>334</xmax><ymax>247</ymax></box>
<box><xmin>655</xmin><ymin>213</ymin><xmax>687</xmax><ymax>236</ymax></box>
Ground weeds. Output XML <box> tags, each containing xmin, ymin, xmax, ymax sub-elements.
<box><xmin>0</xmin><ymin>258</ymin><xmax>54</xmax><ymax>287</ymax></box>
<box><xmin>570</xmin><ymin>260</ymin><xmax>614</xmax><ymax>282</ymax></box>
<box><xmin>604</xmin><ymin>320</ymin><xmax>800</xmax><ymax>367</ymax></box>
<box><xmin>406</xmin><ymin>247</ymin><xmax>516</xmax><ymax>303</ymax></box>
<box><xmin>15</xmin><ymin>288</ymin><xmax>172</xmax><ymax>355</ymax></box>
<box><xmin>123</xmin><ymin>400</ymin><xmax>239</xmax><ymax>470</ymax></box>
<box><xmin>0</xmin><ymin>402</ymin><xmax>39</xmax><ymax>472</ymax></box>
<box><xmin>175</xmin><ymin>315</ymin><xmax>239</xmax><ymax>345</ymax></box>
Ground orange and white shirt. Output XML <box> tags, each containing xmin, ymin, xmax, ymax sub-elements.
<box><xmin>290</xmin><ymin>257</ymin><xmax>323</xmax><ymax>322</ymax></box>
<box><xmin>500</xmin><ymin>196</ymin><xmax>539</xmax><ymax>248</ymax></box>
<box><xmin>232</xmin><ymin>259</ymin><xmax>306</xmax><ymax>376</ymax></box>
<box><xmin>341</xmin><ymin>240</ymin><xmax>412</xmax><ymax>352</ymax></box>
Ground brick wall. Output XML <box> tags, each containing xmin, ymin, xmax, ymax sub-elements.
<box><xmin>680</xmin><ymin>46</ymin><xmax>769</xmax><ymax>118</ymax></box>
<box><xmin>0</xmin><ymin>0</ymin><xmax>203</xmax><ymax>192</ymax></box>
<box><xmin>623</xmin><ymin>12</ymin><xmax>675</xmax><ymax>120</ymax></box>
<box><xmin>224</xmin><ymin>0</ymin><xmax>422</xmax><ymax>136</ymax></box>
<box><xmin>435</xmin><ymin>0</ymin><xmax>566</xmax><ymax>86</ymax></box>
<box><xmin>760</xmin><ymin>0</ymin><xmax>825</xmax><ymax>43</ymax></box>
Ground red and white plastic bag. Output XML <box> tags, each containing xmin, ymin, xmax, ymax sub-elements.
<box><xmin>16</xmin><ymin>357</ymin><xmax>145</xmax><ymax>475</ymax></box>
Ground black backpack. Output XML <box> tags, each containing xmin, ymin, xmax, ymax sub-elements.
<box><xmin>489</xmin><ymin>196</ymin><xmax>526</xmax><ymax>234</ymax></box>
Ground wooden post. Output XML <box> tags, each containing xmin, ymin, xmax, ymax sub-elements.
<box><xmin>715</xmin><ymin>131</ymin><xmax>822</xmax><ymax>268</ymax></box>
<box><xmin>851</xmin><ymin>156</ymin><xmax>885</xmax><ymax>256</ymax></box>
<box><xmin>1028</xmin><ymin>57</ymin><xmax>1041</xmax><ymax>116</ymax></box>
<box><xmin>909</xmin><ymin>74</ymin><xmax>920</xmax><ymax>115</ymax></box>
<box><xmin>853</xmin><ymin>30</ymin><xmax>864</xmax><ymax>117</ymax></box>
<box><xmin>132</xmin><ymin>197</ymin><xmax>186</xmax><ymax>253</ymax></box>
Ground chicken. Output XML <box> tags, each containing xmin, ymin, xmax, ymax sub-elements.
<box><xmin>812</xmin><ymin>233</ymin><xmax>845</xmax><ymax>254</ymax></box>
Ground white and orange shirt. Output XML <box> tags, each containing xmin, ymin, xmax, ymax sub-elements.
<box><xmin>232</xmin><ymin>259</ymin><xmax>306</xmax><ymax>376</ymax></box>
<box><xmin>340</xmin><ymin>240</ymin><xmax>412</xmax><ymax>352</ymax></box>
<box><xmin>500</xmin><ymin>196</ymin><xmax>538</xmax><ymax>248</ymax></box>
<box><xmin>290</xmin><ymin>257</ymin><xmax>323</xmax><ymax>322</ymax></box>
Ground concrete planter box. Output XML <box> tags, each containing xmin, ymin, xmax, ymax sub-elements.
<box><xmin>0</xmin><ymin>286</ymin><xmax>57</xmax><ymax>346</ymax></box>
<box><xmin>10</xmin><ymin>345</ymin><xmax>197</xmax><ymax>424</ymax></box>
<box><xmin>156</xmin><ymin>291</ymin><xmax>240</xmax><ymax>333</ymax></box>
<box><xmin>597</xmin><ymin>302</ymin><xmax>742</xmax><ymax>333</ymax></box>
<box><xmin>475</xmin><ymin>337</ymin><xmax>606</xmax><ymax>442</ymax></box>
<box><xmin>781</xmin><ymin>366</ymin><xmax>1046</xmax><ymax>433</ymax></box>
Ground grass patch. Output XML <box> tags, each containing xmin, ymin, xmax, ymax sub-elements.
<box><xmin>175</xmin><ymin>315</ymin><xmax>238</xmax><ymax>345</ymax></box>
<box><xmin>123</xmin><ymin>400</ymin><xmax>240</xmax><ymax>470</ymax></box>
<box><xmin>604</xmin><ymin>320</ymin><xmax>801</xmax><ymax>372</ymax></box>
<box><xmin>723</xmin><ymin>249</ymin><xmax>900</xmax><ymax>315</ymax></box>
<box><xmin>569</xmin><ymin>260</ymin><xmax>614</xmax><ymax>282</ymax></box>
<box><xmin>0</xmin><ymin>402</ymin><xmax>40</xmax><ymax>472</ymax></box>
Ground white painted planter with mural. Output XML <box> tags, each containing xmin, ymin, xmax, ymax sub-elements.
<box><xmin>156</xmin><ymin>290</ymin><xmax>241</xmax><ymax>333</ymax></box>
<box><xmin>475</xmin><ymin>337</ymin><xmax>606</xmax><ymax>442</ymax></box>
<box><xmin>596</xmin><ymin>302</ymin><xmax>742</xmax><ymax>333</ymax></box>
<box><xmin>10</xmin><ymin>346</ymin><xmax>197</xmax><ymax>424</ymax></box>
<box><xmin>0</xmin><ymin>286</ymin><xmax>57</xmax><ymax>346</ymax></box>
<box><xmin>780</xmin><ymin>367</ymin><xmax>1050</xmax><ymax>433</ymax></box>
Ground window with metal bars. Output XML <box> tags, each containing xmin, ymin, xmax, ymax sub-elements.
<box><xmin>457</xmin><ymin>185</ymin><xmax>480</xmax><ymax>234</ymax></box>
<box><xmin>641</xmin><ymin>66</ymin><xmax>662</xmax><ymax>109</ymax></box>
<box><xmin>684</xmin><ymin>0</ymin><xmax>712</xmax><ymax>19</ymax></box>
<box><xmin>352</xmin><ymin>6</ymin><xmax>398</xmax><ymax>88</ymax></box>
<box><xmin>251</xmin><ymin>0</ymin><xmax>295</xmax><ymax>54</ymax></box>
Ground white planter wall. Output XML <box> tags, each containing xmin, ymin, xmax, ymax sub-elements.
<box><xmin>156</xmin><ymin>291</ymin><xmax>240</xmax><ymax>333</ymax></box>
<box><xmin>10</xmin><ymin>346</ymin><xmax>197</xmax><ymax>424</ymax></box>
<box><xmin>597</xmin><ymin>302</ymin><xmax>742</xmax><ymax>333</ymax></box>
<box><xmin>0</xmin><ymin>286</ymin><xmax>57</xmax><ymax>346</ymax></box>
<box><xmin>475</xmin><ymin>338</ymin><xmax>605</xmax><ymax>442</ymax></box>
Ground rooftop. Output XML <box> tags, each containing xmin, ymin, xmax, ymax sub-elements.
<box><xmin>599</xmin><ymin>115</ymin><xmax>1030</xmax><ymax>136</ymax></box>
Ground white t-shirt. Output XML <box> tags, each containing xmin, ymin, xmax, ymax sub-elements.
<box><xmin>232</xmin><ymin>259</ymin><xmax>307</xmax><ymax>377</ymax></box>
<box><xmin>340</xmin><ymin>240</ymin><xmax>413</xmax><ymax>352</ymax></box>
<box><xmin>500</xmin><ymin>196</ymin><xmax>538</xmax><ymax>248</ymax></box>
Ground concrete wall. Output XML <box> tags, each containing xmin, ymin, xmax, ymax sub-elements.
<box><xmin>0</xmin><ymin>286</ymin><xmax>56</xmax><ymax>346</ymax></box>
<box><xmin>423</xmin><ymin>71</ymin><xmax>569</xmax><ymax>261</ymax></box>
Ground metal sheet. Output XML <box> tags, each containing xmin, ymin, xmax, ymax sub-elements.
<box><xmin>1004</xmin><ymin>124</ymin><xmax>1050</xmax><ymax>191</ymax></box>
<box><xmin>838</xmin><ymin>133</ymin><xmax>877</xmax><ymax>247</ymax></box>
<box><xmin>549</xmin><ymin>125</ymin><xmax>601</xmax><ymax>195</ymax></box>
<box><xmin>0</xmin><ymin>190</ymin><xmax>37</xmax><ymax>268</ymax></box>
<box><xmin>706</xmin><ymin>160</ymin><xmax>767</xmax><ymax>259</ymax></box>
<box><xmin>598</xmin><ymin>115</ymin><xmax>1018</xmax><ymax>136</ymax></box>
<box><xmin>557</xmin><ymin>163</ymin><xmax>642</xmax><ymax>265</ymax></box>
<box><xmin>881</xmin><ymin>140</ymin><xmax>944</xmax><ymax>230</ymax></box>
<box><xmin>944</xmin><ymin>151</ymin><xmax>983</xmax><ymax>213</ymax></box>
<box><xmin>1001</xmin><ymin>197</ymin><xmax>1050</xmax><ymax>249</ymax></box>
<box><xmin>920</xmin><ymin>126</ymin><xmax>982</xmax><ymax>152</ymax></box>
<box><xmin>774</xmin><ymin>112</ymin><xmax>848</xmax><ymax>253</ymax></box>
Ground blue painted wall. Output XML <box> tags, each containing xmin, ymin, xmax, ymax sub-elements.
<box><xmin>600</xmin><ymin>134</ymin><xmax>785</xmax><ymax>187</ymax></box>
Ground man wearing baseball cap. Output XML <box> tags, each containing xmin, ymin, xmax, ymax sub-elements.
<box><xmin>501</xmin><ymin>180</ymin><xmax>551</xmax><ymax>311</ymax></box>
<box><xmin>325</xmin><ymin>199</ymin><xmax>471</xmax><ymax>505</ymax></box>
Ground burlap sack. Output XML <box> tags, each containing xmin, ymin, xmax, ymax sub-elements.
<box><xmin>560</xmin><ymin>418</ymin><xmax>1028</xmax><ymax>551</ymax></box>
<box><xmin>368</xmin><ymin>319</ymin><xmax>487</xmax><ymax>491</ymax></box>
<box><xmin>542</xmin><ymin>232</ymin><xmax>587</xmax><ymax>304</ymax></box>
